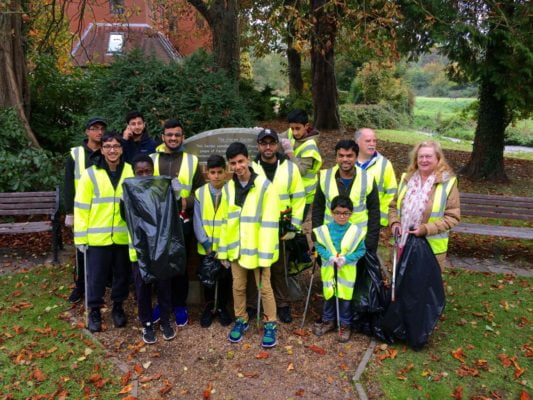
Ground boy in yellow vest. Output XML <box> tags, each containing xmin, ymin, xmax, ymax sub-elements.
<box><xmin>313</xmin><ymin>195</ymin><xmax>366</xmax><ymax>342</ymax></box>
<box><xmin>193</xmin><ymin>155</ymin><xmax>233</xmax><ymax>328</ymax></box>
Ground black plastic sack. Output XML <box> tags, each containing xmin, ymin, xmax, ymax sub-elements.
<box><xmin>197</xmin><ymin>252</ymin><xmax>222</xmax><ymax>288</ymax></box>
<box><xmin>285</xmin><ymin>233</ymin><xmax>312</xmax><ymax>276</ymax></box>
<box><xmin>122</xmin><ymin>176</ymin><xmax>186</xmax><ymax>283</ymax></box>
<box><xmin>381</xmin><ymin>235</ymin><xmax>445</xmax><ymax>350</ymax></box>
<box><xmin>351</xmin><ymin>251</ymin><xmax>392</xmax><ymax>343</ymax></box>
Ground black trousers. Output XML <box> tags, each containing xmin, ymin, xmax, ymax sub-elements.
<box><xmin>202</xmin><ymin>259</ymin><xmax>232</xmax><ymax>310</ymax></box>
<box><xmin>74</xmin><ymin>248</ymin><xmax>85</xmax><ymax>290</ymax></box>
<box><xmin>86</xmin><ymin>244</ymin><xmax>130</xmax><ymax>309</ymax></box>
<box><xmin>171</xmin><ymin>273</ymin><xmax>189</xmax><ymax>308</ymax></box>
<box><xmin>132</xmin><ymin>263</ymin><xmax>172</xmax><ymax>325</ymax></box>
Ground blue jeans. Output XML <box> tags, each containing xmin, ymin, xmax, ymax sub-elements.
<box><xmin>323</xmin><ymin>298</ymin><xmax>352</xmax><ymax>325</ymax></box>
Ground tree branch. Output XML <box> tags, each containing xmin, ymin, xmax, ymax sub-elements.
<box><xmin>186</xmin><ymin>0</ymin><xmax>212</xmax><ymax>25</ymax></box>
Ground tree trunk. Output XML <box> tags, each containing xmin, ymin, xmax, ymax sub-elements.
<box><xmin>0</xmin><ymin>1</ymin><xmax>40</xmax><ymax>148</ymax></box>
<box><xmin>460</xmin><ymin>76</ymin><xmax>508</xmax><ymax>181</ymax></box>
<box><xmin>310</xmin><ymin>0</ymin><xmax>339</xmax><ymax>129</ymax></box>
<box><xmin>286</xmin><ymin>24</ymin><xmax>303</xmax><ymax>95</ymax></box>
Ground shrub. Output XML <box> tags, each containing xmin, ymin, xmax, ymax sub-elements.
<box><xmin>0</xmin><ymin>109</ymin><xmax>63</xmax><ymax>192</ymax></box>
<box><xmin>505</xmin><ymin>125</ymin><xmax>533</xmax><ymax>147</ymax></box>
<box><xmin>339</xmin><ymin>103</ymin><xmax>408</xmax><ymax>130</ymax></box>
<box><xmin>239</xmin><ymin>80</ymin><xmax>277</xmax><ymax>121</ymax></box>
<box><xmin>278</xmin><ymin>92</ymin><xmax>313</xmax><ymax>119</ymax></box>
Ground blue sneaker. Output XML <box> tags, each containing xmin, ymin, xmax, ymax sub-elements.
<box><xmin>174</xmin><ymin>306</ymin><xmax>189</xmax><ymax>327</ymax></box>
<box><xmin>151</xmin><ymin>304</ymin><xmax>161</xmax><ymax>324</ymax></box>
<box><xmin>228</xmin><ymin>318</ymin><xmax>249</xmax><ymax>343</ymax></box>
<box><xmin>261</xmin><ymin>322</ymin><xmax>277</xmax><ymax>348</ymax></box>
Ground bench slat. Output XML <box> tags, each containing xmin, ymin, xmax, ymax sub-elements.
<box><xmin>0</xmin><ymin>221</ymin><xmax>52</xmax><ymax>234</ymax></box>
<box><xmin>0</xmin><ymin>202</ymin><xmax>56</xmax><ymax>210</ymax></box>
<box><xmin>461</xmin><ymin>198</ymin><xmax>533</xmax><ymax>209</ymax></box>
<box><xmin>459</xmin><ymin>192</ymin><xmax>533</xmax><ymax>203</ymax></box>
<box><xmin>0</xmin><ymin>209</ymin><xmax>55</xmax><ymax>216</ymax></box>
<box><xmin>0</xmin><ymin>198</ymin><xmax>56</xmax><ymax>205</ymax></box>
<box><xmin>452</xmin><ymin>223</ymin><xmax>533</xmax><ymax>239</ymax></box>
<box><xmin>461</xmin><ymin>207</ymin><xmax>533</xmax><ymax>220</ymax></box>
<box><xmin>0</xmin><ymin>191</ymin><xmax>57</xmax><ymax>198</ymax></box>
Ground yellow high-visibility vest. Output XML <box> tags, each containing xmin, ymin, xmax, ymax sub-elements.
<box><xmin>364</xmin><ymin>153</ymin><xmax>397</xmax><ymax>226</ymax></box>
<box><xmin>397</xmin><ymin>173</ymin><xmax>457</xmax><ymax>254</ymax></box>
<box><xmin>319</xmin><ymin>165</ymin><xmax>372</xmax><ymax>236</ymax></box>
<box><xmin>252</xmin><ymin>159</ymin><xmax>305</xmax><ymax>229</ymax></box>
<box><xmin>195</xmin><ymin>183</ymin><xmax>227</xmax><ymax>255</ymax></box>
<box><xmin>70</xmin><ymin>146</ymin><xmax>86</xmax><ymax>192</ymax></box>
<box><xmin>150</xmin><ymin>144</ymin><xmax>199</xmax><ymax>198</ymax></box>
<box><xmin>217</xmin><ymin>175</ymin><xmax>280</xmax><ymax>269</ymax></box>
<box><xmin>313</xmin><ymin>223</ymin><xmax>364</xmax><ymax>300</ymax></box>
<box><xmin>74</xmin><ymin>163</ymin><xmax>133</xmax><ymax>246</ymax></box>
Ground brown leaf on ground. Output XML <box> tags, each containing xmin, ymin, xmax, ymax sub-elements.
<box><xmin>516</xmin><ymin>317</ymin><xmax>530</xmax><ymax>327</ymax></box>
<box><xmin>158</xmin><ymin>382</ymin><xmax>172</xmax><ymax>395</ymax></box>
<box><xmin>293</xmin><ymin>328</ymin><xmax>310</xmax><ymax>337</ymax></box>
<box><xmin>456</xmin><ymin>364</ymin><xmax>480</xmax><ymax>377</ymax></box>
<box><xmin>523</xmin><ymin>344</ymin><xmax>533</xmax><ymax>357</ymax></box>
<box><xmin>451</xmin><ymin>348</ymin><xmax>466</xmax><ymax>363</ymax></box>
<box><xmin>377</xmin><ymin>349</ymin><xmax>398</xmax><ymax>361</ymax></box>
<box><xmin>118</xmin><ymin>383</ymin><xmax>133</xmax><ymax>394</ymax></box>
<box><xmin>451</xmin><ymin>386</ymin><xmax>463</xmax><ymax>400</ymax></box>
<box><xmin>514</xmin><ymin>365</ymin><xmax>526</xmax><ymax>379</ymax></box>
<box><xmin>133</xmin><ymin>363</ymin><xmax>144</xmax><ymax>375</ymax></box>
<box><xmin>397</xmin><ymin>363</ymin><xmax>414</xmax><ymax>375</ymax></box>
<box><xmin>256</xmin><ymin>351</ymin><xmax>269</xmax><ymax>360</ymax></box>
<box><xmin>139</xmin><ymin>373</ymin><xmax>161</xmax><ymax>383</ymax></box>
<box><xmin>295</xmin><ymin>388</ymin><xmax>305</xmax><ymax>397</ymax></box>
<box><xmin>520</xmin><ymin>390</ymin><xmax>531</xmax><ymax>400</ymax></box>
<box><xmin>122</xmin><ymin>397</ymin><xmax>138</xmax><ymax>400</ymax></box>
<box><xmin>287</xmin><ymin>362</ymin><xmax>295</xmax><ymax>372</ymax></box>
<box><xmin>474</xmin><ymin>359</ymin><xmax>489</xmax><ymax>370</ymax></box>
<box><xmin>31</xmin><ymin>368</ymin><xmax>47</xmax><ymax>382</ymax></box>
<box><xmin>202</xmin><ymin>383</ymin><xmax>212</xmax><ymax>399</ymax></box>
<box><xmin>307</xmin><ymin>344</ymin><xmax>326</xmax><ymax>355</ymax></box>
<box><xmin>498</xmin><ymin>353</ymin><xmax>513</xmax><ymax>367</ymax></box>
<box><xmin>121</xmin><ymin>371</ymin><xmax>131</xmax><ymax>386</ymax></box>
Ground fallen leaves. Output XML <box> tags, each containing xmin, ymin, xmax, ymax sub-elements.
<box><xmin>456</xmin><ymin>364</ymin><xmax>480</xmax><ymax>377</ymax></box>
<box><xmin>498</xmin><ymin>353</ymin><xmax>527</xmax><ymax>379</ymax></box>
<box><xmin>376</xmin><ymin>348</ymin><xmax>398</xmax><ymax>361</ymax></box>
<box><xmin>292</xmin><ymin>328</ymin><xmax>310</xmax><ymax>337</ymax></box>
<box><xmin>451</xmin><ymin>347</ymin><xmax>466</xmax><ymax>363</ymax></box>
<box><xmin>306</xmin><ymin>344</ymin><xmax>326</xmax><ymax>355</ymax></box>
<box><xmin>31</xmin><ymin>368</ymin><xmax>47</xmax><ymax>382</ymax></box>
<box><xmin>118</xmin><ymin>383</ymin><xmax>133</xmax><ymax>394</ymax></box>
<box><xmin>255</xmin><ymin>351</ymin><xmax>269</xmax><ymax>360</ymax></box>
<box><xmin>451</xmin><ymin>386</ymin><xmax>464</xmax><ymax>400</ymax></box>
<box><xmin>203</xmin><ymin>383</ymin><xmax>213</xmax><ymax>399</ymax></box>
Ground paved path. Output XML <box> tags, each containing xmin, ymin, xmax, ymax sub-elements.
<box><xmin>448</xmin><ymin>255</ymin><xmax>532</xmax><ymax>277</ymax></box>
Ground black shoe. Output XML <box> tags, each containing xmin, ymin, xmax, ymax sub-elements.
<box><xmin>112</xmin><ymin>303</ymin><xmax>127</xmax><ymax>328</ymax></box>
<box><xmin>200</xmin><ymin>305</ymin><xmax>215</xmax><ymax>328</ymax></box>
<box><xmin>278</xmin><ymin>306</ymin><xmax>293</xmax><ymax>323</ymax></box>
<box><xmin>246</xmin><ymin>307</ymin><xmax>257</xmax><ymax>320</ymax></box>
<box><xmin>160</xmin><ymin>323</ymin><xmax>176</xmax><ymax>341</ymax></box>
<box><xmin>88</xmin><ymin>308</ymin><xmax>102</xmax><ymax>333</ymax></box>
<box><xmin>142</xmin><ymin>322</ymin><xmax>156</xmax><ymax>344</ymax></box>
<box><xmin>68</xmin><ymin>287</ymin><xmax>84</xmax><ymax>303</ymax></box>
<box><xmin>217</xmin><ymin>308</ymin><xmax>233</xmax><ymax>327</ymax></box>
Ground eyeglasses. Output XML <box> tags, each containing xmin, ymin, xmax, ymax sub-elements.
<box><xmin>164</xmin><ymin>133</ymin><xmax>183</xmax><ymax>138</ymax></box>
<box><xmin>259</xmin><ymin>141</ymin><xmax>278</xmax><ymax>147</ymax></box>
<box><xmin>88</xmin><ymin>126</ymin><xmax>105</xmax><ymax>132</ymax></box>
<box><xmin>332</xmin><ymin>211</ymin><xmax>352</xmax><ymax>217</ymax></box>
<box><xmin>102</xmin><ymin>144</ymin><xmax>121</xmax><ymax>150</ymax></box>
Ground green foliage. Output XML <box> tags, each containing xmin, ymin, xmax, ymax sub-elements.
<box><xmin>0</xmin><ymin>109</ymin><xmax>63</xmax><ymax>192</ymax></box>
<box><xmin>29</xmin><ymin>54</ymin><xmax>104</xmax><ymax>153</ymax></box>
<box><xmin>239</xmin><ymin>80</ymin><xmax>277</xmax><ymax>121</ymax></box>
<box><xmin>339</xmin><ymin>104</ymin><xmax>409</xmax><ymax>130</ymax></box>
<box><xmin>89</xmin><ymin>50</ymin><xmax>253</xmax><ymax>135</ymax></box>
<box><xmin>278</xmin><ymin>92</ymin><xmax>313</xmax><ymax>120</ymax></box>
<box><xmin>240</xmin><ymin>51</ymin><xmax>254</xmax><ymax>81</ymax></box>
<box><xmin>251</xmin><ymin>53</ymin><xmax>289</xmax><ymax>94</ymax></box>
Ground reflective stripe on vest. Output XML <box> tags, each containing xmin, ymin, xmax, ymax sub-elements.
<box><xmin>71</xmin><ymin>146</ymin><xmax>86</xmax><ymax>192</ymax></box>
<box><xmin>150</xmin><ymin>151</ymin><xmax>198</xmax><ymax>198</ymax></box>
<box><xmin>292</xmin><ymin>135</ymin><xmax>322</xmax><ymax>205</ymax></box>
<box><xmin>313</xmin><ymin>224</ymin><xmax>363</xmax><ymax>300</ymax></box>
<box><xmin>366</xmin><ymin>154</ymin><xmax>397</xmax><ymax>226</ymax></box>
<box><xmin>195</xmin><ymin>184</ymin><xmax>225</xmax><ymax>255</ymax></box>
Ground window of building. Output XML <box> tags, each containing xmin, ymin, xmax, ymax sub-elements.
<box><xmin>109</xmin><ymin>0</ymin><xmax>125</xmax><ymax>15</ymax></box>
<box><xmin>107</xmin><ymin>33</ymin><xmax>124</xmax><ymax>53</ymax></box>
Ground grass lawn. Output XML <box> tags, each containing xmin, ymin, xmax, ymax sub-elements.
<box><xmin>0</xmin><ymin>264</ymin><xmax>122</xmax><ymax>398</ymax></box>
<box><xmin>413</xmin><ymin>97</ymin><xmax>475</xmax><ymax>119</ymax></box>
<box><xmin>363</xmin><ymin>269</ymin><xmax>532</xmax><ymax>399</ymax></box>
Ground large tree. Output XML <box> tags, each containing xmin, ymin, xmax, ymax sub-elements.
<box><xmin>398</xmin><ymin>0</ymin><xmax>532</xmax><ymax>180</ymax></box>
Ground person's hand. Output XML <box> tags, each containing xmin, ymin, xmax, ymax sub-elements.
<box><xmin>220</xmin><ymin>260</ymin><xmax>231</xmax><ymax>269</ymax></box>
<box><xmin>122</xmin><ymin>126</ymin><xmax>133</xmax><ymax>140</ymax></box>
<box><xmin>391</xmin><ymin>223</ymin><xmax>402</xmax><ymax>238</ymax></box>
<box><xmin>281</xmin><ymin>231</ymin><xmax>296</xmax><ymax>240</ymax></box>
<box><xmin>181</xmin><ymin>197</ymin><xmax>187</xmax><ymax>211</ymax></box>
<box><xmin>280</xmin><ymin>138</ymin><xmax>294</xmax><ymax>155</ymax></box>
<box><xmin>76</xmin><ymin>244</ymin><xmax>88</xmax><ymax>253</ymax></box>
<box><xmin>408</xmin><ymin>225</ymin><xmax>425</xmax><ymax>237</ymax></box>
<box><xmin>336</xmin><ymin>256</ymin><xmax>346</xmax><ymax>268</ymax></box>
<box><xmin>65</xmin><ymin>214</ymin><xmax>74</xmax><ymax>227</ymax></box>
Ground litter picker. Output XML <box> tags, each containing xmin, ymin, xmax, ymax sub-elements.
<box><xmin>83</xmin><ymin>248</ymin><xmax>89</xmax><ymax>328</ymax></box>
<box><xmin>300</xmin><ymin>249</ymin><xmax>318</xmax><ymax>329</ymax></box>
<box><xmin>391</xmin><ymin>228</ymin><xmax>400</xmax><ymax>302</ymax></box>
<box><xmin>333</xmin><ymin>257</ymin><xmax>341</xmax><ymax>335</ymax></box>
<box><xmin>256</xmin><ymin>268</ymin><xmax>262</xmax><ymax>329</ymax></box>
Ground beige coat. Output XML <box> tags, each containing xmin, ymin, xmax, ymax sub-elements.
<box><xmin>388</xmin><ymin>171</ymin><xmax>461</xmax><ymax>270</ymax></box>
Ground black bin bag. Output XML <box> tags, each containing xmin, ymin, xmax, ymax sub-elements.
<box><xmin>381</xmin><ymin>235</ymin><xmax>445</xmax><ymax>350</ymax></box>
<box><xmin>351</xmin><ymin>251</ymin><xmax>392</xmax><ymax>343</ymax></box>
<box><xmin>122</xmin><ymin>176</ymin><xmax>186</xmax><ymax>283</ymax></box>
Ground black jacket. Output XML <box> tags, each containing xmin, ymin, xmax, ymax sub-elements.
<box><xmin>122</xmin><ymin>130</ymin><xmax>157</xmax><ymax>164</ymax></box>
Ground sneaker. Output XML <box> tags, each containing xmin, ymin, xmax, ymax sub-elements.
<box><xmin>88</xmin><ymin>308</ymin><xmax>102</xmax><ymax>333</ymax></box>
<box><xmin>68</xmin><ymin>287</ymin><xmax>83</xmax><ymax>303</ymax></box>
<box><xmin>200</xmin><ymin>305</ymin><xmax>215</xmax><ymax>328</ymax></box>
<box><xmin>174</xmin><ymin>306</ymin><xmax>189</xmax><ymax>327</ymax></box>
<box><xmin>338</xmin><ymin>324</ymin><xmax>351</xmax><ymax>343</ymax></box>
<box><xmin>151</xmin><ymin>304</ymin><xmax>161</xmax><ymax>324</ymax></box>
<box><xmin>228</xmin><ymin>318</ymin><xmax>249</xmax><ymax>343</ymax></box>
<box><xmin>112</xmin><ymin>303</ymin><xmax>127</xmax><ymax>328</ymax></box>
<box><xmin>312</xmin><ymin>320</ymin><xmax>335</xmax><ymax>337</ymax></box>
<box><xmin>142</xmin><ymin>322</ymin><xmax>156</xmax><ymax>344</ymax></box>
<box><xmin>160</xmin><ymin>323</ymin><xmax>176</xmax><ymax>341</ymax></box>
<box><xmin>277</xmin><ymin>306</ymin><xmax>293</xmax><ymax>323</ymax></box>
<box><xmin>261</xmin><ymin>322</ymin><xmax>277</xmax><ymax>348</ymax></box>
<box><xmin>217</xmin><ymin>308</ymin><xmax>233</xmax><ymax>327</ymax></box>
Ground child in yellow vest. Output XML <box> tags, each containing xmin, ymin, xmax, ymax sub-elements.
<box><xmin>312</xmin><ymin>195</ymin><xmax>366</xmax><ymax>342</ymax></box>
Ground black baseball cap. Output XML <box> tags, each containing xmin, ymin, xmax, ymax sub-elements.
<box><xmin>257</xmin><ymin>128</ymin><xmax>279</xmax><ymax>142</ymax></box>
<box><xmin>85</xmin><ymin>117</ymin><xmax>107</xmax><ymax>129</ymax></box>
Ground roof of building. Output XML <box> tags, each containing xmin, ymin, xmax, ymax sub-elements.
<box><xmin>71</xmin><ymin>23</ymin><xmax>181</xmax><ymax>66</ymax></box>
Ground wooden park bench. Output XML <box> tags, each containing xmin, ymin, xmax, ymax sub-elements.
<box><xmin>0</xmin><ymin>188</ymin><xmax>62</xmax><ymax>262</ymax></box>
<box><xmin>452</xmin><ymin>192</ymin><xmax>533</xmax><ymax>240</ymax></box>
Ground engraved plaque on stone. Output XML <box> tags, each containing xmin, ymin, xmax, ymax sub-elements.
<box><xmin>184</xmin><ymin>127</ymin><xmax>262</xmax><ymax>164</ymax></box>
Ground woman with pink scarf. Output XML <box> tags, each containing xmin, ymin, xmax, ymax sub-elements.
<box><xmin>388</xmin><ymin>140</ymin><xmax>460</xmax><ymax>271</ymax></box>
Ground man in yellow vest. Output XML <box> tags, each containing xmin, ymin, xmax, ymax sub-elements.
<box><xmin>74</xmin><ymin>132</ymin><xmax>134</xmax><ymax>333</ymax></box>
<box><xmin>252</xmin><ymin>128</ymin><xmax>305</xmax><ymax>323</ymax></box>
<box><xmin>150</xmin><ymin>119</ymin><xmax>204</xmax><ymax>326</ymax></box>
<box><xmin>312</xmin><ymin>139</ymin><xmax>381</xmax><ymax>254</ymax></box>
<box><xmin>217</xmin><ymin>142</ymin><xmax>281</xmax><ymax>348</ymax></box>
<box><xmin>355</xmin><ymin>128</ymin><xmax>397</xmax><ymax>228</ymax></box>
<box><xmin>64</xmin><ymin>117</ymin><xmax>106</xmax><ymax>303</ymax></box>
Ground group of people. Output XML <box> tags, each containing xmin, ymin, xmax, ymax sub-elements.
<box><xmin>64</xmin><ymin>108</ymin><xmax>460</xmax><ymax>348</ymax></box>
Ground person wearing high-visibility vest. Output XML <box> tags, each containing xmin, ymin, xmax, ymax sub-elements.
<box><xmin>313</xmin><ymin>195</ymin><xmax>366</xmax><ymax>342</ymax></box>
<box><xmin>251</xmin><ymin>128</ymin><xmax>305</xmax><ymax>324</ymax></box>
<box><xmin>312</xmin><ymin>139</ymin><xmax>381</xmax><ymax>254</ymax></box>
<box><xmin>355</xmin><ymin>128</ymin><xmax>397</xmax><ymax>227</ymax></box>
<box><xmin>217</xmin><ymin>142</ymin><xmax>281</xmax><ymax>348</ymax></box>
<box><xmin>193</xmin><ymin>155</ymin><xmax>233</xmax><ymax>328</ymax></box>
<box><xmin>74</xmin><ymin>132</ymin><xmax>134</xmax><ymax>333</ymax></box>
<box><xmin>149</xmin><ymin>118</ymin><xmax>204</xmax><ymax>327</ymax></box>
<box><xmin>279</xmin><ymin>109</ymin><xmax>322</xmax><ymax>218</ymax></box>
<box><xmin>64</xmin><ymin>116</ymin><xmax>106</xmax><ymax>303</ymax></box>
<box><xmin>389</xmin><ymin>140</ymin><xmax>460</xmax><ymax>271</ymax></box>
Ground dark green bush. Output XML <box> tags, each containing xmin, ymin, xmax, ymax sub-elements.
<box><xmin>239</xmin><ymin>80</ymin><xmax>277</xmax><ymax>121</ymax></box>
<box><xmin>0</xmin><ymin>109</ymin><xmax>63</xmax><ymax>192</ymax></box>
<box><xmin>505</xmin><ymin>125</ymin><xmax>533</xmax><ymax>147</ymax></box>
<box><xmin>88</xmin><ymin>50</ymin><xmax>253</xmax><ymax>135</ymax></box>
<box><xmin>278</xmin><ymin>92</ymin><xmax>313</xmax><ymax>120</ymax></box>
<box><xmin>339</xmin><ymin>103</ymin><xmax>408</xmax><ymax>130</ymax></box>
